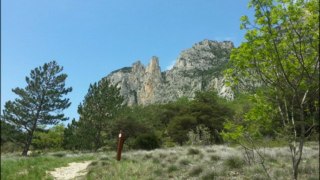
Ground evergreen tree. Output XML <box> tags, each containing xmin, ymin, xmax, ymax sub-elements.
<box><xmin>2</xmin><ymin>61</ymin><xmax>72</xmax><ymax>156</ymax></box>
<box><xmin>78</xmin><ymin>78</ymin><xmax>124</xmax><ymax>151</ymax></box>
<box><xmin>63</xmin><ymin>119</ymin><xmax>81</xmax><ymax>150</ymax></box>
<box><xmin>0</xmin><ymin>120</ymin><xmax>24</xmax><ymax>147</ymax></box>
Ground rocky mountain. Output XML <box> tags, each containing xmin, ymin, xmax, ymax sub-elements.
<box><xmin>106</xmin><ymin>39</ymin><xmax>234</xmax><ymax>106</ymax></box>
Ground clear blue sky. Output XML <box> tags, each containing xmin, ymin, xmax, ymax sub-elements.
<box><xmin>1</xmin><ymin>0</ymin><xmax>254</xmax><ymax>126</ymax></box>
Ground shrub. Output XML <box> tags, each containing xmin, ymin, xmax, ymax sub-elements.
<box><xmin>210</xmin><ymin>155</ymin><xmax>220</xmax><ymax>161</ymax></box>
<box><xmin>154</xmin><ymin>169</ymin><xmax>163</xmax><ymax>176</ymax></box>
<box><xmin>202</xmin><ymin>171</ymin><xmax>216</xmax><ymax>180</ymax></box>
<box><xmin>189</xmin><ymin>166</ymin><xmax>203</xmax><ymax>176</ymax></box>
<box><xmin>179</xmin><ymin>159</ymin><xmax>191</xmax><ymax>166</ymax></box>
<box><xmin>152</xmin><ymin>157</ymin><xmax>161</xmax><ymax>164</ymax></box>
<box><xmin>0</xmin><ymin>142</ymin><xmax>23</xmax><ymax>153</ymax></box>
<box><xmin>187</xmin><ymin>148</ymin><xmax>201</xmax><ymax>155</ymax></box>
<box><xmin>51</xmin><ymin>152</ymin><xmax>66</xmax><ymax>158</ymax></box>
<box><xmin>133</xmin><ymin>133</ymin><xmax>161</xmax><ymax>150</ymax></box>
<box><xmin>143</xmin><ymin>154</ymin><xmax>153</xmax><ymax>160</ymax></box>
<box><xmin>90</xmin><ymin>161</ymin><xmax>98</xmax><ymax>166</ymax></box>
<box><xmin>167</xmin><ymin>165</ymin><xmax>178</xmax><ymax>173</ymax></box>
<box><xmin>224</xmin><ymin>156</ymin><xmax>244</xmax><ymax>169</ymax></box>
<box><xmin>187</xmin><ymin>125</ymin><xmax>212</xmax><ymax>145</ymax></box>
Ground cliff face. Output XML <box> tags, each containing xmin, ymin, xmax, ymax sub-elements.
<box><xmin>107</xmin><ymin>39</ymin><xmax>234</xmax><ymax>106</ymax></box>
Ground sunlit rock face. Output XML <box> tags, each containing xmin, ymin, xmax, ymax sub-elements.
<box><xmin>106</xmin><ymin>39</ymin><xmax>234</xmax><ymax>106</ymax></box>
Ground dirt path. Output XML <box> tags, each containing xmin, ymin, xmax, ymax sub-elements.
<box><xmin>48</xmin><ymin>161</ymin><xmax>92</xmax><ymax>180</ymax></box>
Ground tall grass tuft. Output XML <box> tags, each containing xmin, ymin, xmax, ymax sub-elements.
<box><xmin>167</xmin><ymin>165</ymin><xmax>178</xmax><ymax>173</ymax></box>
<box><xmin>189</xmin><ymin>166</ymin><xmax>203</xmax><ymax>177</ymax></box>
<box><xmin>224</xmin><ymin>156</ymin><xmax>244</xmax><ymax>169</ymax></box>
<box><xmin>201</xmin><ymin>171</ymin><xmax>216</xmax><ymax>180</ymax></box>
<box><xmin>187</xmin><ymin>148</ymin><xmax>201</xmax><ymax>155</ymax></box>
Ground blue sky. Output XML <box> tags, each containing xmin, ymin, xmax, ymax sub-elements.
<box><xmin>2</xmin><ymin>0</ymin><xmax>253</xmax><ymax>126</ymax></box>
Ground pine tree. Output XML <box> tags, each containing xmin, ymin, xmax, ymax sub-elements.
<box><xmin>78</xmin><ymin>78</ymin><xmax>124</xmax><ymax>151</ymax></box>
<box><xmin>2</xmin><ymin>61</ymin><xmax>72</xmax><ymax>156</ymax></box>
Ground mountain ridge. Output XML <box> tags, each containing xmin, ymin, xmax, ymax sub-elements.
<box><xmin>106</xmin><ymin>39</ymin><xmax>234</xmax><ymax>106</ymax></box>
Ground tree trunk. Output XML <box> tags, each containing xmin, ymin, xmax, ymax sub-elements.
<box><xmin>292</xmin><ymin>107</ymin><xmax>306</xmax><ymax>180</ymax></box>
<box><xmin>22</xmin><ymin>132</ymin><xmax>34</xmax><ymax>156</ymax></box>
<box><xmin>292</xmin><ymin>91</ymin><xmax>308</xmax><ymax>180</ymax></box>
<box><xmin>22</xmin><ymin>142</ymin><xmax>30</xmax><ymax>156</ymax></box>
<box><xmin>21</xmin><ymin>111</ymin><xmax>40</xmax><ymax>156</ymax></box>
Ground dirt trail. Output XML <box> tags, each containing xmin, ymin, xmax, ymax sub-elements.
<box><xmin>48</xmin><ymin>161</ymin><xmax>92</xmax><ymax>180</ymax></box>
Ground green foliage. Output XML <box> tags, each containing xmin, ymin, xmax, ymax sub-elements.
<box><xmin>81</xmin><ymin>91</ymin><xmax>232</xmax><ymax>148</ymax></box>
<box><xmin>168</xmin><ymin>114</ymin><xmax>197</xmax><ymax>145</ymax></box>
<box><xmin>133</xmin><ymin>133</ymin><xmax>161</xmax><ymax>150</ymax></box>
<box><xmin>77</xmin><ymin>78</ymin><xmax>124</xmax><ymax>151</ymax></box>
<box><xmin>224</xmin><ymin>156</ymin><xmax>244</xmax><ymax>169</ymax></box>
<box><xmin>32</xmin><ymin>124</ymin><xmax>65</xmax><ymax>150</ymax></box>
<box><xmin>225</xmin><ymin>0</ymin><xmax>319</xmax><ymax>179</ymax></box>
<box><xmin>1</xmin><ymin>61</ymin><xmax>72</xmax><ymax>155</ymax></box>
<box><xmin>51</xmin><ymin>152</ymin><xmax>66</xmax><ymax>157</ymax></box>
<box><xmin>187</xmin><ymin>125</ymin><xmax>212</xmax><ymax>146</ymax></box>
<box><xmin>63</xmin><ymin>119</ymin><xmax>81</xmax><ymax>150</ymax></box>
<box><xmin>167</xmin><ymin>91</ymin><xmax>233</xmax><ymax>145</ymax></box>
<box><xmin>222</xmin><ymin>92</ymin><xmax>280</xmax><ymax>143</ymax></box>
<box><xmin>202</xmin><ymin>171</ymin><xmax>216</xmax><ymax>180</ymax></box>
<box><xmin>1</xmin><ymin>120</ymin><xmax>25</xmax><ymax>152</ymax></box>
<box><xmin>189</xmin><ymin>166</ymin><xmax>203</xmax><ymax>176</ymax></box>
<box><xmin>179</xmin><ymin>159</ymin><xmax>191</xmax><ymax>166</ymax></box>
<box><xmin>167</xmin><ymin>165</ymin><xmax>178</xmax><ymax>173</ymax></box>
<box><xmin>187</xmin><ymin>148</ymin><xmax>201</xmax><ymax>155</ymax></box>
<box><xmin>1</xmin><ymin>153</ymin><xmax>94</xmax><ymax>180</ymax></box>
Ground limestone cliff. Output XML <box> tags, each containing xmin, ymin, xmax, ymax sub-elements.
<box><xmin>107</xmin><ymin>39</ymin><xmax>234</xmax><ymax>106</ymax></box>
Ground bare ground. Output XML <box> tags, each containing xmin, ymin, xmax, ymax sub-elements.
<box><xmin>48</xmin><ymin>161</ymin><xmax>92</xmax><ymax>180</ymax></box>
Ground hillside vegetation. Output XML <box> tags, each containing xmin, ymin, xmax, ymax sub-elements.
<box><xmin>1</xmin><ymin>0</ymin><xmax>318</xmax><ymax>179</ymax></box>
<box><xmin>1</xmin><ymin>143</ymin><xmax>318</xmax><ymax>179</ymax></box>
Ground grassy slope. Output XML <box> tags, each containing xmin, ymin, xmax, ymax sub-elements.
<box><xmin>1</xmin><ymin>142</ymin><xmax>318</xmax><ymax>180</ymax></box>
<box><xmin>1</xmin><ymin>152</ymin><xmax>95</xmax><ymax>180</ymax></box>
<box><xmin>87</xmin><ymin>143</ymin><xmax>319</xmax><ymax>180</ymax></box>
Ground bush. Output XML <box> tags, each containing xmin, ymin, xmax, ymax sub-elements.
<box><xmin>167</xmin><ymin>165</ymin><xmax>178</xmax><ymax>173</ymax></box>
<box><xmin>210</xmin><ymin>155</ymin><xmax>220</xmax><ymax>161</ymax></box>
<box><xmin>187</xmin><ymin>148</ymin><xmax>201</xmax><ymax>155</ymax></box>
<box><xmin>189</xmin><ymin>166</ymin><xmax>203</xmax><ymax>176</ymax></box>
<box><xmin>133</xmin><ymin>133</ymin><xmax>161</xmax><ymax>150</ymax></box>
<box><xmin>52</xmin><ymin>152</ymin><xmax>66</xmax><ymax>158</ymax></box>
<box><xmin>187</xmin><ymin>125</ymin><xmax>212</xmax><ymax>145</ymax></box>
<box><xmin>224</xmin><ymin>156</ymin><xmax>244</xmax><ymax>169</ymax></box>
<box><xmin>202</xmin><ymin>171</ymin><xmax>216</xmax><ymax>180</ymax></box>
<box><xmin>179</xmin><ymin>159</ymin><xmax>191</xmax><ymax>166</ymax></box>
<box><xmin>1</xmin><ymin>142</ymin><xmax>23</xmax><ymax>153</ymax></box>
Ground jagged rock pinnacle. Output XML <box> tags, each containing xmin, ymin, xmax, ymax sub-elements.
<box><xmin>107</xmin><ymin>40</ymin><xmax>234</xmax><ymax>106</ymax></box>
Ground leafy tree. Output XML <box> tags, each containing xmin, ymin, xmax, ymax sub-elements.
<box><xmin>167</xmin><ymin>91</ymin><xmax>232</xmax><ymax>145</ymax></box>
<box><xmin>159</xmin><ymin>97</ymin><xmax>191</xmax><ymax>128</ymax></box>
<box><xmin>191</xmin><ymin>91</ymin><xmax>233</xmax><ymax>143</ymax></box>
<box><xmin>2</xmin><ymin>61</ymin><xmax>72</xmax><ymax>156</ymax></box>
<box><xmin>32</xmin><ymin>124</ymin><xmax>65</xmax><ymax>150</ymax></box>
<box><xmin>133</xmin><ymin>132</ymin><xmax>161</xmax><ymax>150</ymax></box>
<box><xmin>187</xmin><ymin>124</ymin><xmax>212</xmax><ymax>146</ymax></box>
<box><xmin>225</xmin><ymin>0</ymin><xmax>319</xmax><ymax>179</ymax></box>
<box><xmin>167</xmin><ymin>114</ymin><xmax>197</xmax><ymax>145</ymax></box>
<box><xmin>77</xmin><ymin>78</ymin><xmax>124</xmax><ymax>151</ymax></box>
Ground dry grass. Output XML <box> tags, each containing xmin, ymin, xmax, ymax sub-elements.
<box><xmin>84</xmin><ymin>142</ymin><xmax>318</xmax><ymax>179</ymax></box>
<box><xmin>2</xmin><ymin>143</ymin><xmax>318</xmax><ymax>179</ymax></box>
